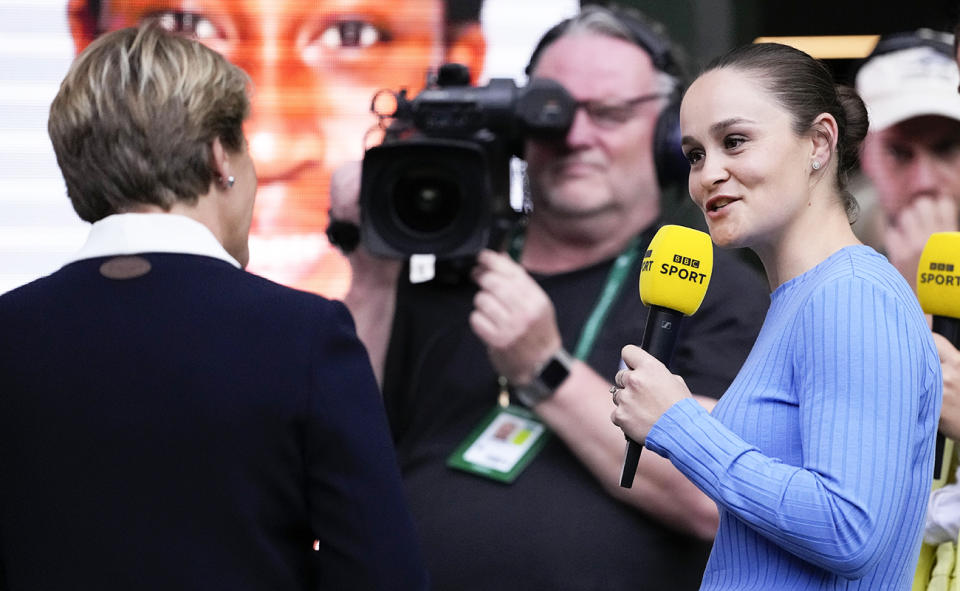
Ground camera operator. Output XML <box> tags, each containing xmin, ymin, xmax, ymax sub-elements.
<box><xmin>331</xmin><ymin>5</ymin><xmax>768</xmax><ymax>589</ymax></box>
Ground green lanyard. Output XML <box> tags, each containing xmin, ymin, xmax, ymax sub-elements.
<box><xmin>507</xmin><ymin>231</ymin><xmax>644</xmax><ymax>361</ymax></box>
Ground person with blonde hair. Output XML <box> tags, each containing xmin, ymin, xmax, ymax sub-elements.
<box><xmin>0</xmin><ymin>25</ymin><xmax>427</xmax><ymax>590</ymax></box>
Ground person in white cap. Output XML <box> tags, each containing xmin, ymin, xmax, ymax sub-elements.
<box><xmin>857</xmin><ymin>29</ymin><xmax>960</xmax><ymax>550</ymax></box>
<box><xmin>857</xmin><ymin>29</ymin><xmax>960</xmax><ymax>290</ymax></box>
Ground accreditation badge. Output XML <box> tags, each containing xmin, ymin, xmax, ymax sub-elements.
<box><xmin>447</xmin><ymin>405</ymin><xmax>550</xmax><ymax>483</ymax></box>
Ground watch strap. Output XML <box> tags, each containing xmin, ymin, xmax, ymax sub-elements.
<box><xmin>512</xmin><ymin>347</ymin><xmax>574</xmax><ymax>407</ymax></box>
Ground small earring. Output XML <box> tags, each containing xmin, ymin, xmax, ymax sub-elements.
<box><xmin>221</xmin><ymin>175</ymin><xmax>235</xmax><ymax>189</ymax></box>
<box><xmin>812</xmin><ymin>160</ymin><xmax>821</xmax><ymax>171</ymax></box>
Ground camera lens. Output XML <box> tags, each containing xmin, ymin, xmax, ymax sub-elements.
<box><xmin>360</xmin><ymin>139</ymin><xmax>494</xmax><ymax>259</ymax></box>
<box><xmin>392</xmin><ymin>171</ymin><xmax>461</xmax><ymax>235</ymax></box>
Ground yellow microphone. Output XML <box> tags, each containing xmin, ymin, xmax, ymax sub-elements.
<box><xmin>620</xmin><ymin>225</ymin><xmax>713</xmax><ymax>488</ymax></box>
<box><xmin>917</xmin><ymin>232</ymin><xmax>960</xmax><ymax>485</ymax></box>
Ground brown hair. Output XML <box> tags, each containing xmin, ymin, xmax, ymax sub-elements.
<box><xmin>48</xmin><ymin>24</ymin><xmax>250</xmax><ymax>221</ymax></box>
<box><xmin>702</xmin><ymin>43</ymin><xmax>869</xmax><ymax>221</ymax></box>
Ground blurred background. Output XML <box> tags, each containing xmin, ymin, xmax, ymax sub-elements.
<box><xmin>621</xmin><ymin>0</ymin><xmax>959</xmax><ymax>83</ymax></box>
<box><xmin>2</xmin><ymin>0</ymin><xmax>957</xmax><ymax>297</ymax></box>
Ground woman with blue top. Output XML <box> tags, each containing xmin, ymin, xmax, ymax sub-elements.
<box><xmin>611</xmin><ymin>42</ymin><xmax>942</xmax><ymax>590</ymax></box>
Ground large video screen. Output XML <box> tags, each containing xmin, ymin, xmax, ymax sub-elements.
<box><xmin>0</xmin><ymin>0</ymin><xmax>577</xmax><ymax>297</ymax></box>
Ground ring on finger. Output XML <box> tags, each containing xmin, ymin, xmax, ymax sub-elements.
<box><xmin>610</xmin><ymin>385</ymin><xmax>621</xmax><ymax>405</ymax></box>
<box><xmin>614</xmin><ymin>370</ymin><xmax>627</xmax><ymax>389</ymax></box>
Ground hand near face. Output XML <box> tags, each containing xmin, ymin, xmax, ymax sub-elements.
<box><xmin>610</xmin><ymin>345</ymin><xmax>692</xmax><ymax>443</ymax></box>
<box><xmin>329</xmin><ymin>161</ymin><xmax>363</xmax><ymax>227</ymax></box>
<box><xmin>884</xmin><ymin>194</ymin><xmax>959</xmax><ymax>289</ymax></box>
<box><xmin>469</xmin><ymin>250</ymin><xmax>562</xmax><ymax>385</ymax></box>
<box><xmin>330</xmin><ymin>160</ymin><xmax>402</xmax><ymax>386</ymax></box>
<box><xmin>934</xmin><ymin>333</ymin><xmax>960</xmax><ymax>440</ymax></box>
<box><xmin>330</xmin><ymin>160</ymin><xmax>401</xmax><ymax>285</ymax></box>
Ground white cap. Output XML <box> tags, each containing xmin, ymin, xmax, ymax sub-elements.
<box><xmin>856</xmin><ymin>44</ymin><xmax>960</xmax><ymax>132</ymax></box>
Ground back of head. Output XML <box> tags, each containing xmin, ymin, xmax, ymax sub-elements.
<box><xmin>48</xmin><ymin>25</ymin><xmax>251</xmax><ymax>222</ymax></box>
<box><xmin>855</xmin><ymin>29</ymin><xmax>960</xmax><ymax>133</ymax></box>
<box><xmin>703</xmin><ymin>43</ymin><xmax>868</xmax><ymax>219</ymax></box>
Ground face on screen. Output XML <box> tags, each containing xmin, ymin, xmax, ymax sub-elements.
<box><xmin>68</xmin><ymin>0</ymin><xmax>484</xmax><ymax>295</ymax></box>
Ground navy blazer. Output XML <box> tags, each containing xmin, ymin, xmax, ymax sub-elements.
<box><xmin>0</xmin><ymin>253</ymin><xmax>428</xmax><ymax>590</ymax></box>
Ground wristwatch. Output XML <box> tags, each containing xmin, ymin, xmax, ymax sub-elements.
<box><xmin>512</xmin><ymin>348</ymin><xmax>574</xmax><ymax>408</ymax></box>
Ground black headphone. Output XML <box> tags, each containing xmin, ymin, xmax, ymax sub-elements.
<box><xmin>524</xmin><ymin>4</ymin><xmax>689</xmax><ymax>187</ymax></box>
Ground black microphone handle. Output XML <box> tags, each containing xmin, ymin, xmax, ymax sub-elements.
<box><xmin>620</xmin><ymin>305</ymin><xmax>685</xmax><ymax>488</ymax></box>
<box><xmin>932</xmin><ymin>316</ymin><xmax>960</xmax><ymax>480</ymax></box>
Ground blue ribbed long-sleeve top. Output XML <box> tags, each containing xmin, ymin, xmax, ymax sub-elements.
<box><xmin>646</xmin><ymin>245</ymin><xmax>942</xmax><ymax>590</ymax></box>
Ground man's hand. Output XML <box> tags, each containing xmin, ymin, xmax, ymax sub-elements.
<box><xmin>329</xmin><ymin>161</ymin><xmax>363</xmax><ymax>227</ymax></box>
<box><xmin>330</xmin><ymin>161</ymin><xmax>401</xmax><ymax>386</ymax></box>
<box><xmin>884</xmin><ymin>195</ymin><xmax>959</xmax><ymax>289</ymax></box>
<box><xmin>329</xmin><ymin>161</ymin><xmax>402</xmax><ymax>284</ymax></box>
<box><xmin>469</xmin><ymin>250</ymin><xmax>562</xmax><ymax>385</ymax></box>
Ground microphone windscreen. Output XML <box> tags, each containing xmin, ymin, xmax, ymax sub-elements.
<box><xmin>639</xmin><ymin>225</ymin><xmax>713</xmax><ymax>316</ymax></box>
<box><xmin>917</xmin><ymin>232</ymin><xmax>960</xmax><ymax>319</ymax></box>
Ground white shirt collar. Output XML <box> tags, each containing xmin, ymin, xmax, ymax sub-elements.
<box><xmin>64</xmin><ymin>213</ymin><xmax>241</xmax><ymax>268</ymax></box>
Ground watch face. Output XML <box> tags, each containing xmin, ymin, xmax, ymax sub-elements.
<box><xmin>539</xmin><ymin>357</ymin><xmax>570</xmax><ymax>390</ymax></box>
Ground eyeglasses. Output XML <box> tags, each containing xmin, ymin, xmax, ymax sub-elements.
<box><xmin>575</xmin><ymin>92</ymin><xmax>671</xmax><ymax>129</ymax></box>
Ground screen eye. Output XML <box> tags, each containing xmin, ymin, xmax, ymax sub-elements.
<box><xmin>320</xmin><ymin>20</ymin><xmax>386</xmax><ymax>49</ymax></box>
<box><xmin>147</xmin><ymin>11</ymin><xmax>224</xmax><ymax>41</ymax></box>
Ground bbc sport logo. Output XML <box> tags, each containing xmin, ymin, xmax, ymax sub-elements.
<box><xmin>919</xmin><ymin>261</ymin><xmax>960</xmax><ymax>287</ymax></box>
<box><xmin>672</xmin><ymin>254</ymin><xmax>700</xmax><ymax>269</ymax></box>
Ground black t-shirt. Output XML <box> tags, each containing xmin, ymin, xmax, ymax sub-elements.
<box><xmin>383</xmin><ymin>233</ymin><xmax>769</xmax><ymax>591</ymax></box>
